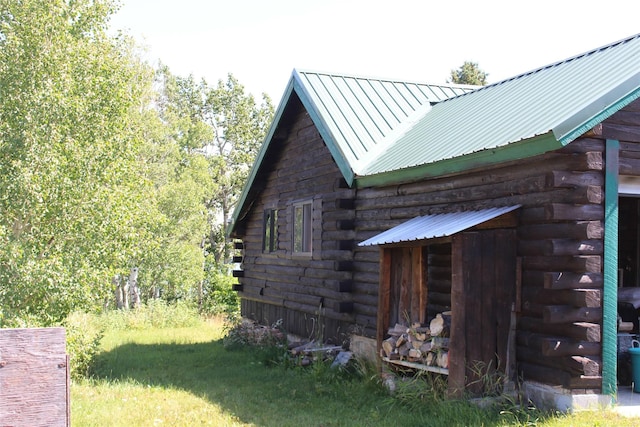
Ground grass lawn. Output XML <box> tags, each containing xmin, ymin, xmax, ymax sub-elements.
<box><xmin>72</xmin><ymin>318</ymin><xmax>640</xmax><ymax>426</ymax></box>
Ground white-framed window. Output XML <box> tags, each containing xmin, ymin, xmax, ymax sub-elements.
<box><xmin>263</xmin><ymin>208</ymin><xmax>278</xmax><ymax>253</ymax></box>
<box><xmin>293</xmin><ymin>200</ymin><xmax>312</xmax><ymax>254</ymax></box>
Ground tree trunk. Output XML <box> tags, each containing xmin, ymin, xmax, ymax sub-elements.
<box><xmin>199</xmin><ymin>236</ymin><xmax>206</xmax><ymax>312</ymax></box>
<box><xmin>128</xmin><ymin>267</ymin><xmax>141</xmax><ymax>309</ymax></box>
<box><xmin>114</xmin><ymin>275</ymin><xmax>124</xmax><ymax>310</ymax></box>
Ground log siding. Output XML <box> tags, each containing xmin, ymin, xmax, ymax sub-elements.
<box><xmin>237</xmin><ymin>96</ymin><xmax>358</xmax><ymax>341</ymax></box>
<box><xmin>235</xmin><ymin>96</ymin><xmax>640</xmax><ymax>393</ymax></box>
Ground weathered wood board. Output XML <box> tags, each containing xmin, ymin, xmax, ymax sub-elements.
<box><xmin>0</xmin><ymin>327</ymin><xmax>69</xmax><ymax>427</ymax></box>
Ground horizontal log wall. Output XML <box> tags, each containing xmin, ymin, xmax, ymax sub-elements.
<box><xmin>236</xmin><ymin>96</ymin><xmax>363</xmax><ymax>341</ymax></box>
<box><xmin>353</xmin><ymin>137</ymin><xmax>610</xmax><ymax>391</ymax></box>
<box><xmin>236</xmin><ymin>94</ymin><xmax>640</xmax><ymax>392</ymax></box>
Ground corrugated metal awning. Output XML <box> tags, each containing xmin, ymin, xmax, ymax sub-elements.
<box><xmin>358</xmin><ymin>205</ymin><xmax>521</xmax><ymax>247</ymax></box>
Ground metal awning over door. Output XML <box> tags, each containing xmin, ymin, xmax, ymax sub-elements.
<box><xmin>358</xmin><ymin>205</ymin><xmax>521</xmax><ymax>247</ymax></box>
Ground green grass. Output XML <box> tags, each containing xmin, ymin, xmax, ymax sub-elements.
<box><xmin>72</xmin><ymin>318</ymin><xmax>640</xmax><ymax>426</ymax></box>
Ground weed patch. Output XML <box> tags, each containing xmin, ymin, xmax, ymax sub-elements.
<box><xmin>72</xmin><ymin>315</ymin><xmax>640</xmax><ymax>426</ymax></box>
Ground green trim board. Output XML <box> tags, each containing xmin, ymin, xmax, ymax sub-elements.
<box><xmin>558</xmin><ymin>83</ymin><xmax>640</xmax><ymax>145</ymax></box>
<box><xmin>355</xmin><ymin>132</ymin><xmax>561</xmax><ymax>188</ymax></box>
<box><xmin>602</xmin><ymin>139</ymin><xmax>619</xmax><ymax>397</ymax></box>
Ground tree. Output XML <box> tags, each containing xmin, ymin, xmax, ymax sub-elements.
<box><xmin>152</xmin><ymin>69</ymin><xmax>273</xmax><ymax>310</ymax></box>
<box><xmin>0</xmin><ymin>0</ymin><xmax>274</xmax><ymax>323</ymax></box>
<box><xmin>154</xmin><ymin>70</ymin><xmax>274</xmax><ymax>266</ymax></box>
<box><xmin>0</xmin><ymin>0</ymin><xmax>152</xmax><ymax>323</ymax></box>
<box><xmin>204</xmin><ymin>74</ymin><xmax>274</xmax><ymax>265</ymax></box>
<box><xmin>448</xmin><ymin>61</ymin><xmax>489</xmax><ymax>86</ymax></box>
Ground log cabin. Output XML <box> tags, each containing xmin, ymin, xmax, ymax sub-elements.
<box><xmin>228</xmin><ymin>33</ymin><xmax>640</xmax><ymax>411</ymax></box>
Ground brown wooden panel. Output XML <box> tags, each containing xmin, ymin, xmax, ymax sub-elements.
<box><xmin>462</xmin><ymin>232</ymin><xmax>484</xmax><ymax>395</ymax></box>
<box><xmin>389</xmin><ymin>248</ymin><xmax>402</xmax><ymax>327</ymax></box>
<box><xmin>399</xmin><ymin>247</ymin><xmax>412</xmax><ymax>323</ymax></box>
<box><xmin>411</xmin><ymin>247</ymin><xmax>424</xmax><ymax>324</ymax></box>
<box><xmin>449</xmin><ymin>234</ymin><xmax>466</xmax><ymax>397</ymax></box>
<box><xmin>494</xmin><ymin>229</ymin><xmax>517</xmax><ymax>376</ymax></box>
<box><xmin>450</xmin><ymin>230</ymin><xmax>517</xmax><ymax>396</ymax></box>
<box><xmin>0</xmin><ymin>328</ymin><xmax>69</xmax><ymax>427</ymax></box>
<box><xmin>421</xmin><ymin>246</ymin><xmax>430</xmax><ymax>323</ymax></box>
<box><xmin>480</xmin><ymin>231</ymin><xmax>497</xmax><ymax>368</ymax></box>
<box><xmin>376</xmin><ymin>248</ymin><xmax>392</xmax><ymax>349</ymax></box>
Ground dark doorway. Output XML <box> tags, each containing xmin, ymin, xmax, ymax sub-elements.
<box><xmin>619</xmin><ymin>197</ymin><xmax>640</xmax><ymax>287</ymax></box>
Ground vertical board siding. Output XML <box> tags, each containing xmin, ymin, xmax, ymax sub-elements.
<box><xmin>0</xmin><ymin>328</ymin><xmax>69</xmax><ymax>427</ymax></box>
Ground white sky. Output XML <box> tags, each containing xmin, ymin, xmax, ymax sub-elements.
<box><xmin>110</xmin><ymin>0</ymin><xmax>640</xmax><ymax>102</ymax></box>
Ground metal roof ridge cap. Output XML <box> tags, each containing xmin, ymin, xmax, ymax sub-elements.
<box><xmin>439</xmin><ymin>33</ymin><xmax>640</xmax><ymax>102</ymax></box>
<box><xmin>294</xmin><ymin>68</ymin><xmax>477</xmax><ymax>90</ymax></box>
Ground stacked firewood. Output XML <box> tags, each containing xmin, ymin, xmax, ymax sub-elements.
<box><xmin>381</xmin><ymin>312</ymin><xmax>451</xmax><ymax>369</ymax></box>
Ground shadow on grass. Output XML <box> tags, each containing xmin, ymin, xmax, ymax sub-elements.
<box><xmin>91</xmin><ymin>339</ymin><xmax>532</xmax><ymax>427</ymax></box>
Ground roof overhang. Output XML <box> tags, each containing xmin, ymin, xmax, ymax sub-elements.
<box><xmin>358</xmin><ymin>205</ymin><xmax>521</xmax><ymax>247</ymax></box>
<box><xmin>555</xmin><ymin>73</ymin><xmax>640</xmax><ymax>144</ymax></box>
<box><xmin>354</xmin><ymin>132</ymin><xmax>560</xmax><ymax>188</ymax></box>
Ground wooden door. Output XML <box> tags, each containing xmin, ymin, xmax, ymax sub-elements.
<box><xmin>449</xmin><ymin>229</ymin><xmax>517</xmax><ymax>397</ymax></box>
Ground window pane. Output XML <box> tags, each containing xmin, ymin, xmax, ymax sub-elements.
<box><xmin>271</xmin><ymin>209</ymin><xmax>278</xmax><ymax>251</ymax></box>
<box><xmin>294</xmin><ymin>202</ymin><xmax>312</xmax><ymax>253</ymax></box>
<box><xmin>263</xmin><ymin>209</ymin><xmax>278</xmax><ymax>253</ymax></box>
<box><xmin>263</xmin><ymin>210</ymin><xmax>271</xmax><ymax>252</ymax></box>
<box><xmin>294</xmin><ymin>205</ymin><xmax>303</xmax><ymax>252</ymax></box>
<box><xmin>303</xmin><ymin>203</ymin><xmax>312</xmax><ymax>252</ymax></box>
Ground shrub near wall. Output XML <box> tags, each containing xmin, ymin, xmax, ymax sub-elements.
<box><xmin>64</xmin><ymin>311</ymin><xmax>104</xmax><ymax>380</ymax></box>
<box><xmin>201</xmin><ymin>270</ymin><xmax>240</xmax><ymax>317</ymax></box>
<box><xmin>66</xmin><ymin>302</ymin><xmax>204</xmax><ymax>380</ymax></box>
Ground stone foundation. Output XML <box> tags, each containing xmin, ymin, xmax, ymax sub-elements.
<box><xmin>521</xmin><ymin>381</ymin><xmax>613</xmax><ymax>413</ymax></box>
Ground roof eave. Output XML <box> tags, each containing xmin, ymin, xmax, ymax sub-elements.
<box><xmin>556</xmin><ymin>80</ymin><xmax>640</xmax><ymax>145</ymax></box>
<box><xmin>354</xmin><ymin>132</ymin><xmax>561</xmax><ymax>188</ymax></box>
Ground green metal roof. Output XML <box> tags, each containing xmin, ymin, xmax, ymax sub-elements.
<box><xmin>359</xmin><ymin>34</ymin><xmax>640</xmax><ymax>184</ymax></box>
<box><xmin>293</xmin><ymin>70</ymin><xmax>475</xmax><ymax>184</ymax></box>
<box><xmin>229</xmin><ymin>71</ymin><xmax>473</xmax><ymax>234</ymax></box>
<box><xmin>229</xmin><ymin>33</ymin><xmax>640</xmax><ymax>235</ymax></box>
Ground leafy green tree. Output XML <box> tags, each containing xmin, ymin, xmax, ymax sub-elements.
<box><xmin>204</xmin><ymin>74</ymin><xmax>274</xmax><ymax>265</ymax></box>
<box><xmin>0</xmin><ymin>1</ymin><xmax>274</xmax><ymax>322</ymax></box>
<box><xmin>449</xmin><ymin>61</ymin><xmax>489</xmax><ymax>86</ymax></box>
<box><xmin>134</xmin><ymin>151</ymin><xmax>212</xmax><ymax>303</ymax></box>
<box><xmin>152</xmin><ymin>69</ymin><xmax>273</xmax><ymax>312</ymax></box>
<box><xmin>0</xmin><ymin>0</ymin><xmax>152</xmax><ymax>323</ymax></box>
<box><xmin>154</xmin><ymin>69</ymin><xmax>274</xmax><ymax>264</ymax></box>
<box><xmin>139</xmin><ymin>67</ymin><xmax>214</xmax><ymax>306</ymax></box>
